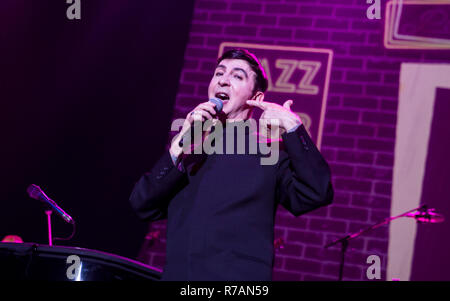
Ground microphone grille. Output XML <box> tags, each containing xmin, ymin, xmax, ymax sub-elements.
<box><xmin>27</xmin><ymin>184</ymin><xmax>41</xmax><ymax>200</ymax></box>
<box><xmin>209</xmin><ymin>98</ymin><xmax>223</xmax><ymax>113</ymax></box>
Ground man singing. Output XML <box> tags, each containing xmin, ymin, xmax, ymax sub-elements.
<box><xmin>129</xmin><ymin>49</ymin><xmax>334</xmax><ymax>281</ymax></box>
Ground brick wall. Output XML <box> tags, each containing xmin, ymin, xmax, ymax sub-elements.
<box><xmin>143</xmin><ymin>0</ymin><xmax>450</xmax><ymax>280</ymax></box>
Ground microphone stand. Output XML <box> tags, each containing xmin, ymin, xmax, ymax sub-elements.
<box><xmin>324</xmin><ymin>204</ymin><xmax>428</xmax><ymax>281</ymax></box>
<box><xmin>45</xmin><ymin>210</ymin><xmax>53</xmax><ymax>246</ymax></box>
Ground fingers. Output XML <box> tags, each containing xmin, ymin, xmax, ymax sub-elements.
<box><xmin>186</xmin><ymin>101</ymin><xmax>217</xmax><ymax>122</ymax></box>
<box><xmin>190</xmin><ymin>109</ymin><xmax>213</xmax><ymax>122</ymax></box>
<box><xmin>197</xmin><ymin>102</ymin><xmax>217</xmax><ymax>116</ymax></box>
<box><xmin>249</xmin><ymin>99</ymin><xmax>294</xmax><ymax>112</ymax></box>
<box><xmin>283</xmin><ymin>100</ymin><xmax>293</xmax><ymax>110</ymax></box>
<box><xmin>248</xmin><ymin>99</ymin><xmax>294</xmax><ymax>112</ymax></box>
<box><xmin>246</xmin><ymin>100</ymin><xmax>267</xmax><ymax>110</ymax></box>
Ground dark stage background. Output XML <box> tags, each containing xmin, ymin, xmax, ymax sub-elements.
<box><xmin>0</xmin><ymin>0</ymin><xmax>194</xmax><ymax>260</ymax></box>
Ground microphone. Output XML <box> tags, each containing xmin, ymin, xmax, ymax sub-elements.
<box><xmin>202</xmin><ymin>97</ymin><xmax>224</xmax><ymax>128</ymax></box>
<box><xmin>406</xmin><ymin>208</ymin><xmax>445</xmax><ymax>223</ymax></box>
<box><xmin>209</xmin><ymin>97</ymin><xmax>224</xmax><ymax>113</ymax></box>
<box><xmin>27</xmin><ymin>184</ymin><xmax>75</xmax><ymax>224</ymax></box>
<box><xmin>179</xmin><ymin>98</ymin><xmax>223</xmax><ymax>147</ymax></box>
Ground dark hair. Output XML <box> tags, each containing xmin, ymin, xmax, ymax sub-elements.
<box><xmin>217</xmin><ymin>49</ymin><xmax>268</xmax><ymax>94</ymax></box>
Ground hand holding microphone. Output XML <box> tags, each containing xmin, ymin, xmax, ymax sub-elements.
<box><xmin>170</xmin><ymin>98</ymin><xmax>223</xmax><ymax>159</ymax></box>
<box><xmin>189</xmin><ymin>98</ymin><xmax>222</xmax><ymax>123</ymax></box>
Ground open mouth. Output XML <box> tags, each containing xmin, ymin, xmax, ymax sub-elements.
<box><xmin>215</xmin><ymin>92</ymin><xmax>230</xmax><ymax>101</ymax></box>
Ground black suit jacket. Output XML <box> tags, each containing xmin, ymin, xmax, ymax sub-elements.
<box><xmin>130</xmin><ymin>124</ymin><xmax>333</xmax><ymax>280</ymax></box>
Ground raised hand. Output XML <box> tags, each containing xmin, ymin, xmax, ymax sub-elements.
<box><xmin>246</xmin><ymin>99</ymin><xmax>302</xmax><ymax>133</ymax></box>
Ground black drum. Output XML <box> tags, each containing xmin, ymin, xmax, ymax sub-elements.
<box><xmin>0</xmin><ymin>242</ymin><xmax>162</xmax><ymax>280</ymax></box>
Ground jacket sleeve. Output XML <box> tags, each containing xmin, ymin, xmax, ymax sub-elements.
<box><xmin>275</xmin><ymin>124</ymin><xmax>334</xmax><ymax>217</ymax></box>
<box><xmin>129</xmin><ymin>150</ymin><xmax>188</xmax><ymax>221</ymax></box>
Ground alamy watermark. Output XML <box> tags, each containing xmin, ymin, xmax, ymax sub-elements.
<box><xmin>66</xmin><ymin>0</ymin><xmax>81</xmax><ymax>20</ymax></box>
<box><xmin>66</xmin><ymin>254</ymin><xmax>81</xmax><ymax>280</ymax></box>
<box><xmin>366</xmin><ymin>0</ymin><xmax>381</xmax><ymax>20</ymax></box>
<box><xmin>171</xmin><ymin>118</ymin><xmax>283</xmax><ymax>166</ymax></box>
<box><xmin>366</xmin><ymin>255</ymin><xmax>381</xmax><ymax>280</ymax></box>
<box><xmin>64</xmin><ymin>1</ymin><xmax>380</xmax><ymax>22</ymax></box>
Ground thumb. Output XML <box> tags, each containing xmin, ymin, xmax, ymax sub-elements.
<box><xmin>283</xmin><ymin>100</ymin><xmax>293</xmax><ymax>110</ymax></box>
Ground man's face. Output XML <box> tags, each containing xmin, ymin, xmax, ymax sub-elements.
<box><xmin>208</xmin><ymin>58</ymin><xmax>258</xmax><ymax>118</ymax></box>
